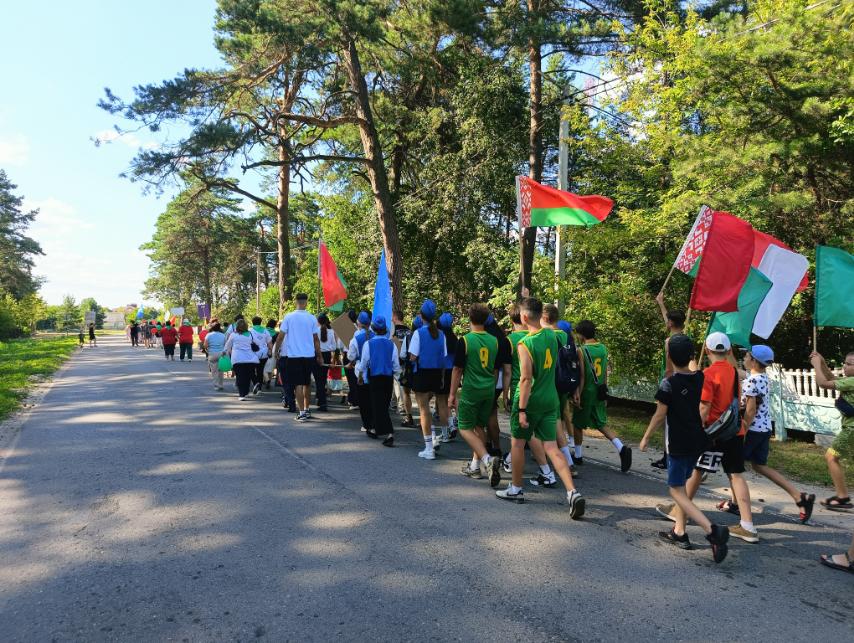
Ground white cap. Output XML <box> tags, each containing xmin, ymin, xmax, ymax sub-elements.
<box><xmin>705</xmin><ymin>331</ymin><xmax>731</xmax><ymax>352</ymax></box>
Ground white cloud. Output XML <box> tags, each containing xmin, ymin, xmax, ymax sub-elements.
<box><xmin>93</xmin><ymin>129</ymin><xmax>158</xmax><ymax>150</ymax></box>
<box><xmin>26</xmin><ymin>197</ymin><xmax>96</xmax><ymax>238</ymax></box>
<box><xmin>0</xmin><ymin>134</ymin><xmax>30</xmax><ymax>165</ymax></box>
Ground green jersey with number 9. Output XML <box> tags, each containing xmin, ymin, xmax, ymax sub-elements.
<box><xmin>459</xmin><ymin>331</ymin><xmax>498</xmax><ymax>398</ymax></box>
<box><xmin>513</xmin><ymin>328</ymin><xmax>559</xmax><ymax>415</ymax></box>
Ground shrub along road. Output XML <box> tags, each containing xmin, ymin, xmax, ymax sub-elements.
<box><xmin>1</xmin><ymin>336</ymin><xmax>852</xmax><ymax>641</ymax></box>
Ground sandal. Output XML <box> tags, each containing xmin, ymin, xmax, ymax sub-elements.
<box><xmin>820</xmin><ymin>496</ymin><xmax>853</xmax><ymax>510</ymax></box>
<box><xmin>716</xmin><ymin>500</ymin><xmax>740</xmax><ymax>516</ymax></box>
<box><xmin>820</xmin><ymin>552</ymin><xmax>854</xmax><ymax>574</ymax></box>
<box><xmin>796</xmin><ymin>492</ymin><xmax>816</xmax><ymax>523</ymax></box>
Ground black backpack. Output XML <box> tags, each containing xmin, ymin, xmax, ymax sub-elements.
<box><xmin>555</xmin><ymin>334</ymin><xmax>581</xmax><ymax>395</ymax></box>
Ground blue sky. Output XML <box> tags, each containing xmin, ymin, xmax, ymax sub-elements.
<box><xmin>0</xmin><ymin>0</ymin><xmax>222</xmax><ymax>308</ymax></box>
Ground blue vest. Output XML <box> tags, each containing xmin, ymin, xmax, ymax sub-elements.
<box><xmin>355</xmin><ymin>328</ymin><xmax>374</xmax><ymax>359</ymax></box>
<box><xmin>367</xmin><ymin>336</ymin><xmax>394</xmax><ymax>382</ymax></box>
<box><xmin>416</xmin><ymin>326</ymin><xmax>445</xmax><ymax>369</ymax></box>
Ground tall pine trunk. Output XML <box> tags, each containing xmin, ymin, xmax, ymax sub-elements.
<box><xmin>341</xmin><ymin>33</ymin><xmax>403</xmax><ymax>310</ymax></box>
<box><xmin>519</xmin><ymin>0</ymin><xmax>542</xmax><ymax>295</ymax></box>
<box><xmin>276</xmin><ymin>139</ymin><xmax>292</xmax><ymax>313</ymax></box>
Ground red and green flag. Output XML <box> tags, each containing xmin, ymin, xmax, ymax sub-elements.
<box><xmin>319</xmin><ymin>241</ymin><xmax>347</xmax><ymax>309</ymax></box>
<box><xmin>516</xmin><ymin>176</ymin><xmax>613</xmax><ymax>228</ymax></box>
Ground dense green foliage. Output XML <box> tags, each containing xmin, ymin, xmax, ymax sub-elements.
<box><xmin>107</xmin><ymin>0</ymin><xmax>852</xmax><ymax>380</ymax></box>
<box><xmin>0</xmin><ymin>336</ymin><xmax>77</xmax><ymax>421</ymax></box>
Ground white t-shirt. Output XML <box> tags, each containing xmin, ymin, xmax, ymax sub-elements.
<box><xmin>225</xmin><ymin>332</ymin><xmax>260</xmax><ymax>365</ymax></box>
<box><xmin>318</xmin><ymin>328</ymin><xmax>343</xmax><ymax>352</ymax></box>
<box><xmin>280</xmin><ymin>309</ymin><xmax>320</xmax><ymax>358</ymax></box>
<box><xmin>742</xmin><ymin>372</ymin><xmax>771</xmax><ymax>433</ymax></box>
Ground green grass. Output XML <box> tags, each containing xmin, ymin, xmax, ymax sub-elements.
<box><xmin>607</xmin><ymin>402</ymin><xmax>854</xmax><ymax>489</ymax></box>
<box><xmin>0</xmin><ymin>336</ymin><xmax>78</xmax><ymax>421</ymax></box>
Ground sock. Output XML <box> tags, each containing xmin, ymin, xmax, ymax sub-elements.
<box><xmin>612</xmin><ymin>438</ymin><xmax>624</xmax><ymax>453</ymax></box>
<box><xmin>431</xmin><ymin>428</ymin><xmax>438</xmax><ymax>441</ymax></box>
<box><xmin>441</xmin><ymin>425</ymin><xmax>449</xmax><ymax>439</ymax></box>
<box><xmin>481</xmin><ymin>454</ymin><xmax>491</xmax><ymax>465</ymax></box>
<box><xmin>560</xmin><ymin>446</ymin><xmax>574</xmax><ymax>466</ymax></box>
<box><xmin>539</xmin><ymin>463</ymin><xmax>552</xmax><ymax>475</ymax></box>
<box><xmin>574</xmin><ymin>445</ymin><xmax>583</xmax><ymax>459</ymax></box>
<box><xmin>740</xmin><ymin>520</ymin><xmax>754</xmax><ymax>532</ymax></box>
<box><xmin>504</xmin><ymin>452</ymin><xmax>511</xmax><ymax>465</ymax></box>
<box><xmin>470</xmin><ymin>455</ymin><xmax>479</xmax><ymax>469</ymax></box>
<box><xmin>510</xmin><ymin>484</ymin><xmax>522</xmax><ymax>494</ymax></box>
<box><xmin>568</xmin><ymin>435</ymin><xmax>576</xmax><ymax>448</ymax></box>
<box><xmin>424</xmin><ymin>435</ymin><xmax>433</xmax><ymax>450</ymax></box>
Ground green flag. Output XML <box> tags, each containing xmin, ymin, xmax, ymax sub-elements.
<box><xmin>329</xmin><ymin>273</ymin><xmax>348</xmax><ymax>313</ymax></box>
<box><xmin>708</xmin><ymin>268</ymin><xmax>773</xmax><ymax>347</ymax></box>
<box><xmin>815</xmin><ymin>245</ymin><xmax>854</xmax><ymax>328</ymax></box>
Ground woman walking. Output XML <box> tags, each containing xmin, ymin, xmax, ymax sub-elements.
<box><xmin>160</xmin><ymin>321</ymin><xmax>178</xmax><ymax>360</ymax></box>
<box><xmin>178</xmin><ymin>319</ymin><xmax>195</xmax><ymax>361</ymax></box>
<box><xmin>88</xmin><ymin>323</ymin><xmax>97</xmax><ymax>347</ymax></box>
<box><xmin>204</xmin><ymin>322</ymin><xmax>226</xmax><ymax>391</ymax></box>
<box><xmin>223</xmin><ymin>319</ymin><xmax>259</xmax><ymax>400</ymax></box>
<box><xmin>314</xmin><ymin>313</ymin><xmax>343</xmax><ymax>411</ymax></box>
<box><xmin>408</xmin><ymin>300</ymin><xmax>449</xmax><ymax>460</ymax></box>
<box><xmin>249</xmin><ymin>316</ymin><xmax>274</xmax><ymax>396</ymax></box>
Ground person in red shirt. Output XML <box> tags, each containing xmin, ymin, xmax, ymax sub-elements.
<box><xmin>160</xmin><ymin>321</ymin><xmax>179</xmax><ymax>361</ymax></box>
<box><xmin>198</xmin><ymin>324</ymin><xmax>209</xmax><ymax>355</ymax></box>
<box><xmin>177</xmin><ymin>320</ymin><xmax>195</xmax><ymax>361</ymax></box>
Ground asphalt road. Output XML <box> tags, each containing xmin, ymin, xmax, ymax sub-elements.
<box><xmin>1</xmin><ymin>336</ymin><xmax>852</xmax><ymax>642</ymax></box>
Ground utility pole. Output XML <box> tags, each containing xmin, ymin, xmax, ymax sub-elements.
<box><xmin>554</xmin><ymin>96</ymin><xmax>570</xmax><ymax>314</ymax></box>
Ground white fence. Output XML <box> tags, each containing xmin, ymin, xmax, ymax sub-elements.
<box><xmin>767</xmin><ymin>367</ymin><xmax>842</xmax><ymax>439</ymax></box>
<box><xmin>609</xmin><ymin>367</ymin><xmax>844</xmax><ymax>441</ymax></box>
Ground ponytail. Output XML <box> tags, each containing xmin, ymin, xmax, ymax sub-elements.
<box><xmin>428</xmin><ymin>320</ymin><xmax>439</xmax><ymax>340</ymax></box>
<box><xmin>320</xmin><ymin>325</ymin><xmax>328</xmax><ymax>343</ymax></box>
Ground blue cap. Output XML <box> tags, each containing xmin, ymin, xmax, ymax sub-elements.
<box><xmin>420</xmin><ymin>299</ymin><xmax>436</xmax><ymax>321</ymax></box>
<box><xmin>357</xmin><ymin>311</ymin><xmax>371</xmax><ymax>326</ymax></box>
<box><xmin>485</xmin><ymin>313</ymin><xmax>495</xmax><ymax>327</ymax></box>
<box><xmin>371</xmin><ymin>315</ymin><xmax>387</xmax><ymax>334</ymax></box>
<box><xmin>747</xmin><ymin>344</ymin><xmax>774</xmax><ymax>366</ymax></box>
<box><xmin>557</xmin><ymin>320</ymin><xmax>572</xmax><ymax>334</ymax></box>
<box><xmin>412</xmin><ymin>317</ymin><xmax>423</xmax><ymax>330</ymax></box>
<box><xmin>438</xmin><ymin>312</ymin><xmax>453</xmax><ymax>330</ymax></box>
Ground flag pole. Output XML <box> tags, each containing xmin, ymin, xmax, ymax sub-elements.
<box><xmin>659</xmin><ymin>264</ymin><xmax>678</xmax><ymax>296</ymax></box>
<box><xmin>813</xmin><ymin>325</ymin><xmax>818</xmax><ymax>352</ymax></box>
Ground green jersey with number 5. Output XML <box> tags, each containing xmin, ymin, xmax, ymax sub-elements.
<box><xmin>581</xmin><ymin>341</ymin><xmax>608</xmax><ymax>398</ymax></box>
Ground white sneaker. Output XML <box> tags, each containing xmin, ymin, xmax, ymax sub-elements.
<box><xmin>432</xmin><ymin>435</ymin><xmax>442</xmax><ymax>450</ymax></box>
<box><xmin>238</xmin><ymin>397</ymin><xmax>247</xmax><ymax>401</ymax></box>
<box><xmin>418</xmin><ymin>448</ymin><xmax>436</xmax><ymax>460</ymax></box>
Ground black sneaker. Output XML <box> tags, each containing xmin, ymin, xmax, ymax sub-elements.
<box><xmin>574</xmin><ymin>456</ymin><xmax>584</xmax><ymax>466</ymax></box>
<box><xmin>658</xmin><ymin>529</ymin><xmax>692</xmax><ymax>550</ymax></box>
<box><xmin>568</xmin><ymin>490</ymin><xmax>586</xmax><ymax>520</ymax></box>
<box><xmin>651</xmin><ymin>455</ymin><xmax>667</xmax><ymax>470</ymax></box>
<box><xmin>706</xmin><ymin>524</ymin><xmax>730</xmax><ymax>564</ymax></box>
<box><xmin>401</xmin><ymin>417</ymin><xmax>415</xmax><ymax>428</ymax></box>
<box><xmin>619</xmin><ymin>446</ymin><xmax>632</xmax><ymax>473</ymax></box>
<box><xmin>529</xmin><ymin>473</ymin><xmax>557</xmax><ymax>488</ymax></box>
<box><xmin>381</xmin><ymin>435</ymin><xmax>394</xmax><ymax>447</ymax></box>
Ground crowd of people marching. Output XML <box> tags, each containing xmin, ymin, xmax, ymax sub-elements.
<box><xmin>127</xmin><ymin>292</ymin><xmax>854</xmax><ymax>569</ymax></box>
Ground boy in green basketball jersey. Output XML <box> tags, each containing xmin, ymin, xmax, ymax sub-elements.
<box><xmin>496</xmin><ymin>298</ymin><xmax>585</xmax><ymax>518</ymax></box>
<box><xmin>448</xmin><ymin>303</ymin><xmax>502</xmax><ymax>488</ymax></box>
<box><xmin>573</xmin><ymin>320</ymin><xmax>632</xmax><ymax>473</ymax></box>
<box><xmin>501</xmin><ymin>303</ymin><xmax>528</xmax><ymax>473</ymax></box>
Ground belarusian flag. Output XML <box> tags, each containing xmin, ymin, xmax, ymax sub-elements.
<box><xmin>689</xmin><ymin>211</ymin><xmax>754</xmax><ymax>312</ymax></box>
<box><xmin>673</xmin><ymin>205</ymin><xmax>714</xmax><ymax>274</ymax></box>
<box><xmin>516</xmin><ymin>176</ymin><xmax>612</xmax><ymax>228</ymax></box>
<box><xmin>815</xmin><ymin>245</ymin><xmax>854</xmax><ymax>328</ymax></box>
<box><xmin>319</xmin><ymin>242</ymin><xmax>347</xmax><ymax>308</ymax></box>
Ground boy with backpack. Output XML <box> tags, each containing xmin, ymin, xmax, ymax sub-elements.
<box><xmin>496</xmin><ymin>298</ymin><xmax>584</xmax><ymax>518</ymax></box>
<box><xmin>573</xmin><ymin>320</ymin><xmax>632</xmax><ymax>473</ymax></box>
<box><xmin>449</xmin><ymin>303</ymin><xmax>502</xmax><ymax>488</ymax></box>
<box><xmin>639</xmin><ymin>334</ymin><xmax>729</xmax><ymax>562</ymax></box>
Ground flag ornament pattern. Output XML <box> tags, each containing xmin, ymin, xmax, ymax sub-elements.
<box><xmin>319</xmin><ymin>241</ymin><xmax>348</xmax><ymax>308</ymax></box>
<box><xmin>516</xmin><ymin>176</ymin><xmax>612</xmax><ymax>228</ymax></box>
<box><xmin>674</xmin><ymin>205</ymin><xmax>713</xmax><ymax>274</ymax></box>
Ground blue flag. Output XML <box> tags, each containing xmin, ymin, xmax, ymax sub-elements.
<box><xmin>372</xmin><ymin>249</ymin><xmax>393</xmax><ymax>337</ymax></box>
<box><xmin>136</xmin><ymin>306</ymin><xmax>144</xmax><ymax>320</ymax></box>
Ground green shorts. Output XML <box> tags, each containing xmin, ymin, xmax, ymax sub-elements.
<box><xmin>573</xmin><ymin>395</ymin><xmax>607</xmax><ymax>430</ymax></box>
<box><xmin>510</xmin><ymin>409</ymin><xmax>558</xmax><ymax>442</ymax></box>
<box><xmin>829</xmin><ymin>425</ymin><xmax>854</xmax><ymax>459</ymax></box>
<box><xmin>458</xmin><ymin>391</ymin><xmax>493</xmax><ymax>430</ymax></box>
